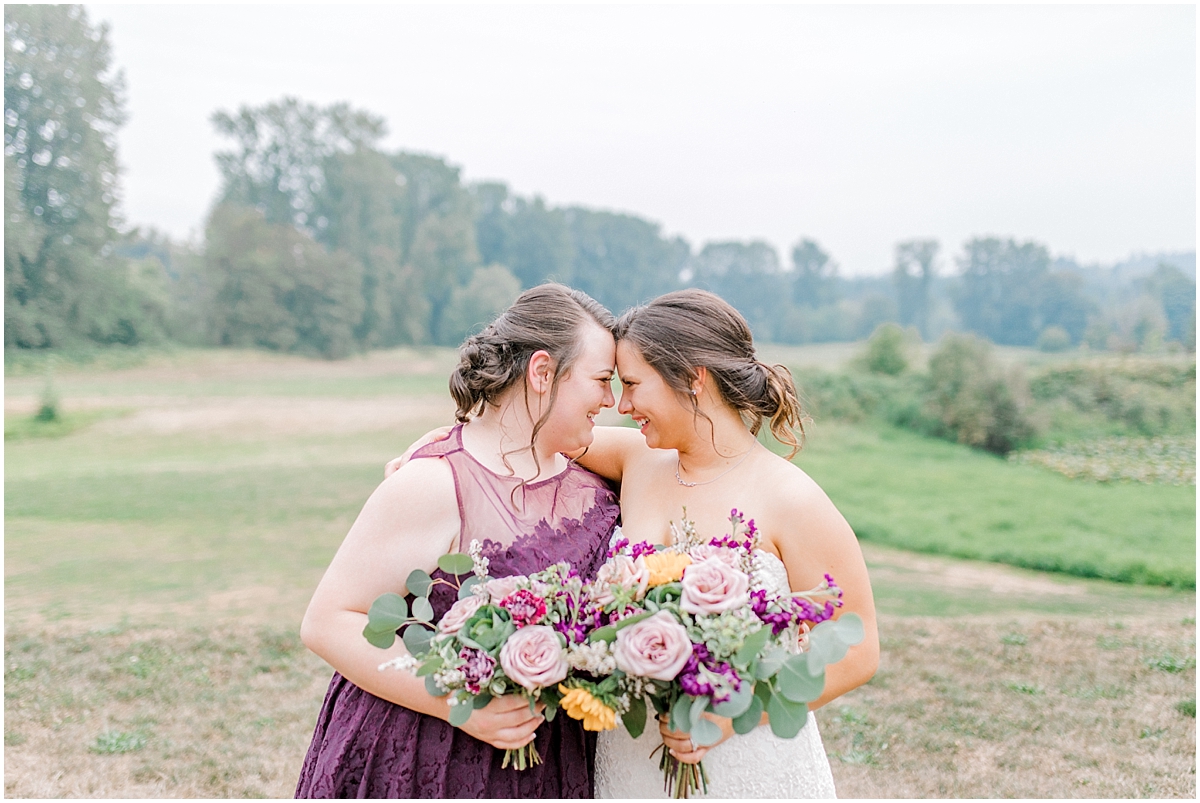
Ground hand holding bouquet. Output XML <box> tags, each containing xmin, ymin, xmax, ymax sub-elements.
<box><xmin>367</xmin><ymin>543</ymin><xmax>593</xmax><ymax>770</ymax></box>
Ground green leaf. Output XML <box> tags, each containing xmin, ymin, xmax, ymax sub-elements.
<box><xmin>586</xmin><ymin>610</ymin><xmax>656</xmax><ymax>644</ymax></box>
<box><xmin>472</xmin><ymin>692</ymin><xmax>493</xmax><ymax>710</ymax></box>
<box><xmin>778</xmin><ymin>655</ymin><xmax>825</xmax><ymax>704</ymax></box>
<box><xmin>766</xmin><ymin>687</ymin><xmax>809</xmax><ymax>738</ymax></box>
<box><xmin>405</xmin><ymin>569</ymin><xmax>433</xmax><ymax>598</ymax></box>
<box><xmin>754</xmin><ymin>647</ymin><xmax>787</xmax><ymax>680</ymax></box>
<box><xmin>735</xmin><ymin>626</ymin><xmax>772</xmax><ymax>667</ymax></box>
<box><xmin>448</xmin><ymin>701</ymin><xmax>473</xmax><ymax>727</ymax></box>
<box><xmin>362</xmin><ymin>623</ymin><xmax>397</xmax><ymax>649</ymax></box>
<box><xmin>623</xmin><ymin>695</ymin><xmax>647</xmax><ymax>739</ymax></box>
<box><xmin>806</xmin><ymin>613</ymin><xmax>866</xmax><ymax>675</ymax></box>
<box><xmin>710</xmin><ymin>682</ymin><xmax>754</xmax><ymax>719</ymax></box>
<box><xmin>437</xmin><ymin>553</ymin><xmax>474</xmax><ymax>576</ymax></box>
<box><xmin>415</xmin><ymin>655</ymin><xmax>443</xmax><ymax>677</ymax></box>
<box><xmin>412</xmin><ymin>596</ymin><xmax>435</xmax><ymax>623</ymax></box>
<box><xmin>669</xmin><ymin>693</ymin><xmax>693</xmax><ymax>733</ymax></box>
<box><xmin>691</xmin><ymin>715</ymin><xmax>723</xmax><ymax>747</ymax></box>
<box><xmin>402</xmin><ymin>624</ymin><xmax>434</xmax><ymax>656</ymax></box>
<box><xmin>366</xmin><ymin>593</ymin><xmax>409</xmax><ymax>632</ymax></box>
<box><xmin>458</xmin><ymin>576</ymin><xmax>482</xmax><ymax>600</ymax></box>
<box><xmin>543</xmin><ymin>697</ymin><xmax>559</xmax><ymax>722</ymax></box>
<box><xmin>731</xmin><ymin>693</ymin><xmax>764</xmax><ymax>734</ymax></box>
<box><xmin>688</xmin><ymin>694</ymin><xmax>708</xmax><ymax>729</ymax></box>
<box><xmin>425</xmin><ymin>675</ymin><xmax>443</xmax><ymax>696</ymax></box>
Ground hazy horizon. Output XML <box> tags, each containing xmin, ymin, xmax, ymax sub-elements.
<box><xmin>89</xmin><ymin>4</ymin><xmax>1195</xmax><ymax>276</ymax></box>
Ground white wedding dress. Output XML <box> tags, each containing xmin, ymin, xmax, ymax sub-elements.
<box><xmin>593</xmin><ymin>548</ymin><xmax>837</xmax><ymax>799</ymax></box>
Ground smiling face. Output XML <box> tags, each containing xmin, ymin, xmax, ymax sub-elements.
<box><xmin>616</xmin><ymin>339</ymin><xmax>694</xmax><ymax>450</ymax></box>
<box><xmin>535</xmin><ymin>323</ymin><xmax>617</xmax><ymax>454</ymax></box>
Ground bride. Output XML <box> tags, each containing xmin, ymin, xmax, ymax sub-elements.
<box><xmin>390</xmin><ymin>289</ymin><xmax>879</xmax><ymax>798</ymax></box>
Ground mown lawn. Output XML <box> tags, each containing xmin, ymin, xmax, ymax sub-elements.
<box><xmin>794</xmin><ymin>422</ymin><xmax>1196</xmax><ymax>588</ymax></box>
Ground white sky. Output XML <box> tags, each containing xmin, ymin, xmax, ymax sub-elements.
<box><xmin>88</xmin><ymin>3</ymin><xmax>1195</xmax><ymax>276</ymax></box>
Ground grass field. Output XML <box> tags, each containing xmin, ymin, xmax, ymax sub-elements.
<box><xmin>5</xmin><ymin>346</ymin><xmax>1195</xmax><ymax>798</ymax></box>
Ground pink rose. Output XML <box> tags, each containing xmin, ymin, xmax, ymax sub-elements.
<box><xmin>437</xmin><ymin>595</ymin><xmax>485</xmax><ymax>635</ymax></box>
<box><xmin>592</xmin><ymin>555</ymin><xmax>651</xmax><ymax>606</ymax></box>
<box><xmin>499</xmin><ymin>625</ymin><xmax>568</xmax><ymax>691</ymax></box>
<box><xmin>485</xmin><ymin>576</ymin><xmax>522</xmax><ymax>602</ymax></box>
<box><xmin>687</xmin><ymin>544</ymin><xmax>740</xmax><ymax>569</ymax></box>
<box><xmin>612</xmin><ymin>611</ymin><xmax>692</xmax><ymax>680</ymax></box>
<box><xmin>680</xmin><ymin>557</ymin><xmax>750</xmax><ymax>615</ymax></box>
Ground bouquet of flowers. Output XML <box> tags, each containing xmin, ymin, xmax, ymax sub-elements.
<box><xmin>561</xmin><ymin>510</ymin><xmax>865</xmax><ymax>798</ymax></box>
<box><xmin>365</xmin><ymin>541</ymin><xmax>596</xmax><ymax>770</ymax></box>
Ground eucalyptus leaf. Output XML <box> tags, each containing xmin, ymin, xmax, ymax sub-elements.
<box><xmin>458</xmin><ymin>576</ymin><xmax>482</xmax><ymax>600</ymax></box>
<box><xmin>754</xmin><ymin>647</ymin><xmax>788</xmax><ymax>681</ymax></box>
<box><xmin>765</xmin><ymin>688</ymin><xmax>808</xmax><ymax>739</ymax></box>
<box><xmin>412</xmin><ymin>596</ymin><xmax>435</xmax><ymax>623</ymax></box>
<box><xmin>735</xmin><ymin>626</ymin><xmax>772</xmax><ymax>666</ymax></box>
<box><xmin>806</xmin><ymin>613</ymin><xmax>866</xmax><ymax>675</ymax></box>
<box><xmin>448</xmin><ymin>701</ymin><xmax>473</xmax><ymax>727</ymax></box>
<box><xmin>778</xmin><ymin>655</ymin><xmax>825</xmax><ymax>703</ymax></box>
<box><xmin>710</xmin><ymin>682</ymin><xmax>755</xmax><ymax>719</ymax></box>
<box><xmin>366</xmin><ymin>593</ymin><xmax>409</xmax><ymax>631</ymax></box>
<box><xmin>688</xmin><ymin>694</ymin><xmax>708</xmax><ymax>729</ymax></box>
<box><xmin>425</xmin><ymin>675</ymin><xmax>443</xmax><ymax>697</ymax></box>
<box><xmin>691</xmin><ymin>715</ymin><xmax>723</xmax><ymax>747</ymax></box>
<box><xmin>623</xmin><ymin>695</ymin><xmax>647</xmax><ymax>739</ymax></box>
<box><xmin>472</xmin><ymin>692</ymin><xmax>493</xmax><ymax>710</ymax></box>
<box><xmin>402</xmin><ymin>624</ymin><xmax>434</xmax><ymax>656</ymax></box>
<box><xmin>586</xmin><ymin>610</ymin><xmax>656</xmax><ymax>645</ymax></box>
<box><xmin>731</xmin><ymin>693</ymin><xmax>764</xmax><ymax>735</ymax></box>
<box><xmin>670</xmin><ymin>694</ymin><xmax>693</xmax><ymax>733</ymax></box>
<box><xmin>362</xmin><ymin>623</ymin><xmax>397</xmax><ymax>649</ymax></box>
<box><xmin>437</xmin><ymin>553</ymin><xmax>474</xmax><ymax>577</ymax></box>
<box><xmin>415</xmin><ymin>655</ymin><xmax>443</xmax><ymax>677</ymax></box>
<box><xmin>405</xmin><ymin>569</ymin><xmax>433</xmax><ymax>598</ymax></box>
<box><xmin>544</xmin><ymin>698</ymin><xmax>558</xmax><ymax>722</ymax></box>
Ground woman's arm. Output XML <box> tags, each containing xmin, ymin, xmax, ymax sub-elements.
<box><xmin>301</xmin><ymin>458</ymin><xmax>544</xmax><ymax>749</ymax></box>
<box><xmin>771</xmin><ymin>471</ymin><xmax>880</xmax><ymax>710</ymax></box>
<box><xmin>571</xmin><ymin>424</ymin><xmax>647</xmax><ymax>483</ymax></box>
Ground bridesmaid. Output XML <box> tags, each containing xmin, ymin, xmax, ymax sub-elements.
<box><xmin>295</xmin><ymin>285</ymin><xmax>622</xmax><ymax>798</ymax></box>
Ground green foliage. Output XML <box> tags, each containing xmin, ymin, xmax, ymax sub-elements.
<box><xmin>923</xmin><ymin>333</ymin><xmax>1036</xmax><ymax>454</ymax></box>
<box><xmin>1037</xmin><ymin>326</ymin><xmax>1072</xmax><ymax>352</ymax></box>
<box><xmin>1175</xmin><ymin>698</ymin><xmax>1196</xmax><ymax>718</ymax></box>
<box><xmin>859</xmin><ymin>323</ymin><xmax>911</xmax><ymax>375</ymax></box>
<box><xmin>436</xmin><ymin>264</ymin><xmax>521</xmax><ymax>345</ymax></box>
<box><xmin>953</xmin><ymin>237</ymin><xmax>1092</xmax><ymax>347</ymax></box>
<box><xmin>892</xmin><ymin>239</ymin><xmax>938</xmax><ymax>339</ymax></box>
<box><xmin>793</xmin><ymin>422</ymin><xmax>1195</xmax><ymax>588</ymax></box>
<box><xmin>90</xmin><ymin>729</ymin><xmax>147</xmax><ymax>754</ymax></box>
<box><xmin>1028</xmin><ymin>360</ymin><xmax>1195</xmax><ymax>439</ymax></box>
<box><xmin>203</xmin><ymin>204</ymin><xmax>364</xmax><ymax>358</ymax></box>
<box><xmin>4</xmin><ymin>5</ymin><xmax>166</xmax><ymax>349</ymax></box>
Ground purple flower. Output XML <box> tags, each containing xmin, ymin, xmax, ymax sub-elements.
<box><xmin>459</xmin><ymin>647</ymin><xmax>496</xmax><ymax>694</ymax></box>
<box><xmin>607</xmin><ymin>537</ymin><xmax>630</xmax><ymax>558</ymax></box>
<box><xmin>678</xmin><ymin>643</ymin><xmax>742</xmax><ymax>703</ymax></box>
<box><xmin>630</xmin><ymin>541</ymin><xmax>658</xmax><ymax>560</ymax></box>
<box><xmin>499</xmin><ymin>589</ymin><xmax>548</xmax><ymax>627</ymax></box>
<box><xmin>750</xmin><ymin>588</ymin><xmax>795</xmax><ymax>635</ymax></box>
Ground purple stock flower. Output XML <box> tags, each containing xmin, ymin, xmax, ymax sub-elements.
<box><xmin>630</xmin><ymin>541</ymin><xmax>657</xmax><ymax>560</ymax></box>
<box><xmin>750</xmin><ymin>588</ymin><xmax>795</xmax><ymax>635</ymax></box>
<box><xmin>607</xmin><ymin>537</ymin><xmax>630</xmax><ymax>558</ymax></box>
<box><xmin>678</xmin><ymin>643</ymin><xmax>742</xmax><ymax>703</ymax></box>
<box><xmin>459</xmin><ymin>647</ymin><xmax>496</xmax><ymax>694</ymax></box>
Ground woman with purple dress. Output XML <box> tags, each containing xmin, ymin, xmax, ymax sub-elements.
<box><xmin>295</xmin><ymin>285</ymin><xmax>621</xmax><ymax>798</ymax></box>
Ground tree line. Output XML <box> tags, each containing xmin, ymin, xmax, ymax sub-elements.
<box><xmin>6</xmin><ymin>6</ymin><xmax>1196</xmax><ymax>358</ymax></box>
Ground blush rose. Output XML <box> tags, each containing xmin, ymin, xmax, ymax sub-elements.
<box><xmin>612</xmin><ymin>611</ymin><xmax>692</xmax><ymax>680</ymax></box>
<box><xmin>679</xmin><ymin>556</ymin><xmax>750</xmax><ymax>615</ymax></box>
<box><xmin>499</xmin><ymin>625</ymin><xmax>568</xmax><ymax>691</ymax></box>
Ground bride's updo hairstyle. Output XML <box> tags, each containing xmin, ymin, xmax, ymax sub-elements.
<box><xmin>450</xmin><ymin>283</ymin><xmax>616</xmax><ymax>440</ymax></box>
<box><xmin>614</xmin><ymin>288</ymin><xmax>806</xmax><ymax>457</ymax></box>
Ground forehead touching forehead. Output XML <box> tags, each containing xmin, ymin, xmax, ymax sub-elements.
<box><xmin>615</xmin><ymin>339</ymin><xmax>653</xmax><ymax>379</ymax></box>
<box><xmin>570</xmin><ymin>322</ymin><xmax>616</xmax><ymax>372</ymax></box>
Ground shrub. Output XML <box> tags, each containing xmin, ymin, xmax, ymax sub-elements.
<box><xmin>923</xmin><ymin>333</ymin><xmax>1037</xmax><ymax>454</ymax></box>
<box><xmin>859</xmin><ymin>323</ymin><xmax>910</xmax><ymax>375</ymax></box>
<box><xmin>1037</xmin><ymin>326</ymin><xmax>1072</xmax><ymax>352</ymax></box>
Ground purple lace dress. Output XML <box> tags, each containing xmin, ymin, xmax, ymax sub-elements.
<box><xmin>295</xmin><ymin>425</ymin><xmax>619</xmax><ymax>799</ymax></box>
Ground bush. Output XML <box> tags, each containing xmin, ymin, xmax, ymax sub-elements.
<box><xmin>859</xmin><ymin>323</ymin><xmax>910</xmax><ymax>375</ymax></box>
<box><xmin>923</xmin><ymin>333</ymin><xmax>1037</xmax><ymax>454</ymax></box>
<box><xmin>1037</xmin><ymin>326</ymin><xmax>1072</xmax><ymax>352</ymax></box>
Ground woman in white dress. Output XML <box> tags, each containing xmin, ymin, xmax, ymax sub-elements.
<box><xmin>389</xmin><ymin>289</ymin><xmax>879</xmax><ymax>798</ymax></box>
<box><xmin>575</xmin><ymin>289</ymin><xmax>878</xmax><ymax>798</ymax></box>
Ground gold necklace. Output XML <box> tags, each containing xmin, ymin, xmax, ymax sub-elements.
<box><xmin>674</xmin><ymin>448</ymin><xmax>753</xmax><ymax>487</ymax></box>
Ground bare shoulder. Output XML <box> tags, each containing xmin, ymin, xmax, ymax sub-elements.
<box><xmin>353</xmin><ymin>453</ymin><xmax>458</xmax><ymax>540</ymax></box>
<box><xmin>759</xmin><ymin>458</ymin><xmax>854</xmax><ymax>546</ymax></box>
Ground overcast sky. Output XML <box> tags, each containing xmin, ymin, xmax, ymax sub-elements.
<box><xmin>88</xmin><ymin>3</ymin><xmax>1195</xmax><ymax>276</ymax></box>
